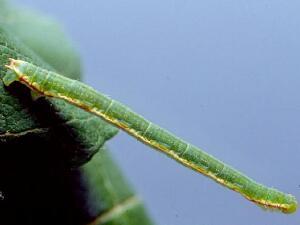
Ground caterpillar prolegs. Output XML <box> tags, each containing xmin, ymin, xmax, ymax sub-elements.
<box><xmin>3</xmin><ymin>59</ymin><xmax>298</xmax><ymax>213</ymax></box>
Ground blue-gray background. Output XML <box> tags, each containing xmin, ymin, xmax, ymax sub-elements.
<box><xmin>14</xmin><ymin>1</ymin><xmax>300</xmax><ymax>224</ymax></box>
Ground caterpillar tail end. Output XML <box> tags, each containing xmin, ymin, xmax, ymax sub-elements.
<box><xmin>2</xmin><ymin>58</ymin><xmax>21</xmax><ymax>86</ymax></box>
<box><xmin>253</xmin><ymin>193</ymin><xmax>297</xmax><ymax>214</ymax></box>
<box><xmin>284</xmin><ymin>196</ymin><xmax>298</xmax><ymax>214</ymax></box>
<box><xmin>276</xmin><ymin>193</ymin><xmax>298</xmax><ymax>214</ymax></box>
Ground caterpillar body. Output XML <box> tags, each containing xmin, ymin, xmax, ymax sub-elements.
<box><xmin>3</xmin><ymin>59</ymin><xmax>298</xmax><ymax>213</ymax></box>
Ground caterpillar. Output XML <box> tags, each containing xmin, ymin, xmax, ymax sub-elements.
<box><xmin>3</xmin><ymin>58</ymin><xmax>298</xmax><ymax>213</ymax></box>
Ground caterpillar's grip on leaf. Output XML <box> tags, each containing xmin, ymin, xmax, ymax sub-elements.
<box><xmin>3</xmin><ymin>58</ymin><xmax>298</xmax><ymax>214</ymax></box>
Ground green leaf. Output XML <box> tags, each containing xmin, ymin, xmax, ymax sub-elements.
<box><xmin>1</xmin><ymin>4</ymin><xmax>81</xmax><ymax>79</ymax></box>
<box><xmin>0</xmin><ymin>1</ymin><xmax>154</xmax><ymax>224</ymax></box>
<box><xmin>0</xmin><ymin>0</ymin><xmax>117</xmax><ymax>164</ymax></box>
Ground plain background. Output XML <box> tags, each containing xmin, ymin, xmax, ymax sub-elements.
<box><xmin>14</xmin><ymin>1</ymin><xmax>300</xmax><ymax>224</ymax></box>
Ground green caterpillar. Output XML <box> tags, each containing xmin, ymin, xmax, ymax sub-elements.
<box><xmin>3</xmin><ymin>58</ymin><xmax>298</xmax><ymax>214</ymax></box>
